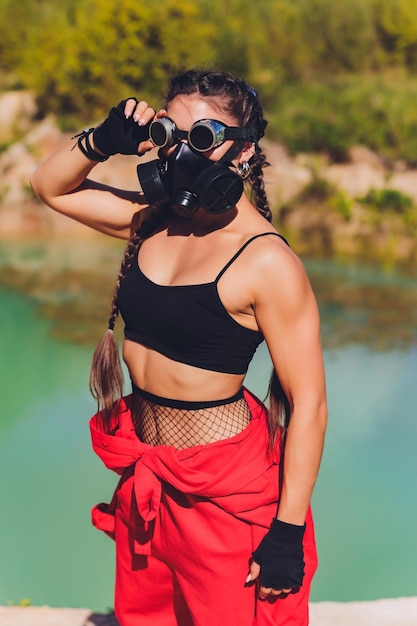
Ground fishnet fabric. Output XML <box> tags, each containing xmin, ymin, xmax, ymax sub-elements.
<box><xmin>131</xmin><ymin>392</ymin><xmax>251</xmax><ymax>449</ymax></box>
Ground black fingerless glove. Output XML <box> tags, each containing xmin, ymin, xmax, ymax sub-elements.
<box><xmin>252</xmin><ymin>519</ymin><xmax>305</xmax><ymax>589</ymax></box>
<box><xmin>93</xmin><ymin>99</ymin><xmax>151</xmax><ymax>156</ymax></box>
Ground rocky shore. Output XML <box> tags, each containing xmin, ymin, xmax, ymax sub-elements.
<box><xmin>1</xmin><ymin>90</ymin><xmax>417</xmax><ymax>265</ymax></box>
<box><xmin>1</xmin><ymin>598</ymin><xmax>417</xmax><ymax>626</ymax></box>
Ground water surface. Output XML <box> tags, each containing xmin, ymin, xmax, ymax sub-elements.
<box><xmin>1</xmin><ymin>240</ymin><xmax>416</xmax><ymax>609</ymax></box>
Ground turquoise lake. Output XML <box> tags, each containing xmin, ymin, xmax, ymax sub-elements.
<box><xmin>1</xmin><ymin>239</ymin><xmax>416</xmax><ymax>610</ymax></box>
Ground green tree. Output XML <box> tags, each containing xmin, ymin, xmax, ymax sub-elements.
<box><xmin>196</xmin><ymin>0</ymin><xmax>308</xmax><ymax>100</ymax></box>
<box><xmin>374</xmin><ymin>0</ymin><xmax>417</xmax><ymax>69</ymax></box>
<box><xmin>0</xmin><ymin>0</ymin><xmax>44</xmax><ymax>81</ymax></box>
<box><xmin>16</xmin><ymin>0</ymin><xmax>215</xmax><ymax>121</ymax></box>
<box><xmin>297</xmin><ymin>0</ymin><xmax>378</xmax><ymax>73</ymax></box>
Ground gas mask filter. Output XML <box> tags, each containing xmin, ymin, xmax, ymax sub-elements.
<box><xmin>137</xmin><ymin>141</ymin><xmax>244</xmax><ymax>218</ymax></box>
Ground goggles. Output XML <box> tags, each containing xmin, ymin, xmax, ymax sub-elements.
<box><xmin>149</xmin><ymin>117</ymin><xmax>256</xmax><ymax>153</ymax></box>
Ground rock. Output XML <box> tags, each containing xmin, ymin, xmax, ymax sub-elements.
<box><xmin>348</xmin><ymin>145</ymin><xmax>385</xmax><ymax>169</ymax></box>
<box><xmin>25</xmin><ymin>116</ymin><xmax>67</xmax><ymax>157</ymax></box>
<box><xmin>387</xmin><ymin>170</ymin><xmax>417</xmax><ymax>203</ymax></box>
<box><xmin>323</xmin><ymin>161</ymin><xmax>385</xmax><ymax>198</ymax></box>
<box><xmin>262</xmin><ymin>139</ymin><xmax>312</xmax><ymax>203</ymax></box>
<box><xmin>0</xmin><ymin>91</ymin><xmax>38</xmax><ymax>142</ymax></box>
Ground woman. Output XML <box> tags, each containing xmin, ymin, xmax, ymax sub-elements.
<box><xmin>30</xmin><ymin>69</ymin><xmax>327</xmax><ymax>626</ymax></box>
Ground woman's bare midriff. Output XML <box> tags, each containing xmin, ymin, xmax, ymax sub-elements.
<box><xmin>123</xmin><ymin>340</ymin><xmax>251</xmax><ymax>448</ymax></box>
<box><xmin>123</xmin><ymin>339</ymin><xmax>245</xmax><ymax>401</ymax></box>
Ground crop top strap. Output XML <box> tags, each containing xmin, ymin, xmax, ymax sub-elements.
<box><xmin>215</xmin><ymin>232</ymin><xmax>289</xmax><ymax>283</ymax></box>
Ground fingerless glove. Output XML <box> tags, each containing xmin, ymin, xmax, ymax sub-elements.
<box><xmin>252</xmin><ymin>518</ymin><xmax>305</xmax><ymax>589</ymax></box>
<box><xmin>93</xmin><ymin>99</ymin><xmax>151</xmax><ymax>156</ymax></box>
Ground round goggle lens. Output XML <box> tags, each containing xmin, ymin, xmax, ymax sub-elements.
<box><xmin>189</xmin><ymin>120</ymin><xmax>226</xmax><ymax>152</ymax></box>
<box><xmin>150</xmin><ymin>118</ymin><xmax>231</xmax><ymax>151</ymax></box>
<box><xmin>149</xmin><ymin>118</ymin><xmax>176</xmax><ymax>148</ymax></box>
<box><xmin>189</xmin><ymin>125</ymin><xmax>216</xmax><ymax>152</ymax></box>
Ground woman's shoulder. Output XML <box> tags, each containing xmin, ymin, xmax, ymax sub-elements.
<box><xmin>239</xmin><ymin>224</ymin><xmax>297</xmax><ymax>261</ymax></box>
<box><xmin>233</xmin><ymin>203</ymin><xmax>293</xmax><ymax>261</ymax></box>
<box><xmin>239</xmin><ymin>226</ymin><xmax>309</xmax><ymax>292</ymax></box>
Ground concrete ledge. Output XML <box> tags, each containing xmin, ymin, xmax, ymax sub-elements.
<box><xmin>310</xmin><ymin>597</ymin><xmax>417</xmax><ymax>625</ymax></box>
<box><xmin>1</xmin><ymin>598</ymin><xmax>417</xmax><ymax>625</ymax></box>
<box><xmin>0</xmin><ymin>608</ymin><xmax>118</xmax><ymax>626</ymax></box>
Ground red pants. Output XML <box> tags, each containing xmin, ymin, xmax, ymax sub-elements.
<box><xmin>90</xmin><ymin>389</ymin><xmax>317</xmax><ymax>626</ymax></box>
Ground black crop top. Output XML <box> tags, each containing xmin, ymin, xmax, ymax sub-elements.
<box><xmin>118</xmin><ymin>232</ymin><xmax>286</xmax><ymax>374</ymax></box>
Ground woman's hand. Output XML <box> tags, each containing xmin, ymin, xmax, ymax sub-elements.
<box><xmin>92</xmin><ymin>98</ymin><xmax>159</xmax><ymax>157</ymax></box>
<box><xmin>247</xmin><ymin>519</ymin><xmax>305</xmax><ymax>600</ymax></box>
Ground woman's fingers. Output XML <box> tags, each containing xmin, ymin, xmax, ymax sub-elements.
<box><xmin>247</xmin><ymin>560</ymin><xmax>260</xmax><ymax>584</ymax></box>
<box><xmin>269</xmin><ymin>587</ymin><xmax>292</xmax><ymax>596</ymax></box>
<box><xmin>246</xmin><ymin>564</ymin><xmax>294</xmax><ymax>599</ymax></box>
<box><xmin>123</xmin><ymin>99</ymin><xmax>167</xmax><ymax>125</ymax></box>
<box><xmin>154</xmin><ymin>108</ymin><xmax>168</xmax><ymax>119</ymax></box>
<box><xmin>123</xmin><ymin>98</ymin><xmax>139</xmax><ymax>119</ymax></box>
<box><xmin>259</xmin><ymin>585</ymin><xmax>294</xmax><ymax>599</ymax></box>
<box><xmin>124</xmin><ymin>99</ymin><xmax>162</xmax><ymax>126</ymax></box>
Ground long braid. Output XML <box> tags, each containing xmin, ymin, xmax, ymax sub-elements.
<box><xmin>108</xmin><ymin>230</ymin><xmax>143</xmax><ymax>331</ymax></box>
<box><xmin>88</xmin><ymin>230</ymin><xmax>141</xmax><ymax>418</ymax></box>
<box><xmin>89</xmin><ymin>205</ymin><xmax>168</xmax><ymax>423</ymax></box>
<box><xmin>248</xmin><ymin>149</ymin><xmax>272</xmax><ymax>223</ymax></box>
<box><xmin>248</xmin><ymin>149</ymin><xmax>289</xmax><ymax>453</ymax></box>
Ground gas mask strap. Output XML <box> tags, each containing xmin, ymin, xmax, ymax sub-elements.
<box><xmin>220</xmin><ymin>139</ymin><xmax>245</xmax><ymax>163</ymax></box>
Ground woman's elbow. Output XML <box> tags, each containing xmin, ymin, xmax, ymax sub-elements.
<box><xmin>29</xmin><ymin>168</ymin><xmax>44</xmax><ymax>202</ymax></box>
<box><xmin>315</xmin><ymin>397</ymin><xmax>328</xmax><ymax>435</ymax></box>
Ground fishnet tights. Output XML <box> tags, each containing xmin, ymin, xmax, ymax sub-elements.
<box><xmin>131</xmin><ymin>392</ymin><xmax>251</xmax><ymax>449</ymax></box>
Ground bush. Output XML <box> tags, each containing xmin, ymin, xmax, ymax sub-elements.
<box><xmin>359</xmin><ymin>188</ymin><xmax>414</xmax><ymax>213</ymax></box>
<box><xmin>330</xmin><ymin>191</ymin><xmax>354</xmax><ymax>221</ymax></box>
<box><xmin>299</xmin><ymin>173</ymin><xmax>337</xmax><ymax>203</ymax></box>
<box><xmin>266</xmin><ymin>71</ymin><xmax>417</xmax><ymax>163</ymax></box>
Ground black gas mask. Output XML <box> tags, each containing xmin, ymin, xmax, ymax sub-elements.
<box><xmin>137</xmin><ymin>117</ymin><xmax>256</xmax><ymax>218</ymax></box>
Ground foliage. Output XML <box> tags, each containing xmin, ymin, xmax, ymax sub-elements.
<box><xmin>10</xmin><ymin>0</ymin><xmax>215</xmax><ymax>122</ymax></box>
<box><xmin>295</xmin><ymin>0</ymin><xmax>379</xmax><ymax>74</ymax></box>
<box><xmin>360</xmin><ymin>188</ymin><xmax>414</xmax><ymax>213</ymax></box>
<box><xmin>298</xmin><ymin>172</ymin><xmax>337</xmax><ymax>203</ymax></box>
<box><xmin>2</xmin><ymin>0</ymin><xmax>417</xmax><ymax>158</ymax></box>
<box><xmin>329</xmin><ymin>190</ymin><xmax>354</xmax><ymax>222</ymax></box>
<box><xmin>268</xmin><ymin>72</ymin><xmax>417</xmax><ymax>163</ymax></box>
<box><xmin>373</xmin><ymin>0</ymin><xmax>417</xmax><ymax>69</ymax></box>
<box><xmin>358</xmin><ymin>188</ymin><xmax>417</xmax><ymax>237</ymax></box>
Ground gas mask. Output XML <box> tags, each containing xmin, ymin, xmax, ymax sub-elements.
<box><xmin>137</xmin><ymin>117</ymin><xmax>256</xmax><ymax>218</ymax></box>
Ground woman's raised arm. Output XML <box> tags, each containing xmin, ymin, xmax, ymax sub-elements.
<box><xmin>30</xmin><ymin>99</ymin><xmax>157</xmax><ymax>239</ymax></box>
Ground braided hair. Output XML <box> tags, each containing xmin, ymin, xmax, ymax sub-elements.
<box><xmin>90</xmin><ymin>68</ymin><xmax>288</xmax><ymax>448</ymax></box>
<box><xmin>89</xmin><ymin>206</ymin><xmax>168</xmax><ymax>420</ymax></box>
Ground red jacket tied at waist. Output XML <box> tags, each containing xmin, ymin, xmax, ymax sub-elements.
<box><xmin>90</xmin><ymin>389</ymin><xmax>282</xmax><ymax>555</ymax></box>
